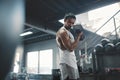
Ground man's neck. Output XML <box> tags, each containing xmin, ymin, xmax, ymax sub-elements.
<box><xmin>64</xmin><ymin>25</ymin><xmax>70</xmax><ymax>30</ymax></box>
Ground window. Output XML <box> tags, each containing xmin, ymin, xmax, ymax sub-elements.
<box><xmin>88</xmin><ymin>3</ymin><xmax>120</xmax><ymax>36</ymax></box>
<box><xmin>13</xmin><ymin>46</ymin><xmax>23</xmax><ymax>73</ymax></box>
<box><xmin>39</xmin><ymin>49</ymin><xmax>53</xmax><ymax>74</ymax></box>
<box><xmin>13</xmin><ymin>52</ymin><xmax>20</xmax><ymax>73</ymax></box>
<box><xmin>27</xmin><ymin>51</ymin><xmax>38</xmax><ymax>74</ymax></box>
<box><xmin>27</xmin><ymin>49</ymin><xmax>53</xmax><ymax>74</ymax></box>
<box><xmin>88</xmin><ymin>3</ymin><xmax>120</xmax><ymax>20</ymax></box>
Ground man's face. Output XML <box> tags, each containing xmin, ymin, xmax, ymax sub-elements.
<box><xmin>64</xmin><ymin>18</ymin><xmax>76</xmax><ymax>29</ymax></box>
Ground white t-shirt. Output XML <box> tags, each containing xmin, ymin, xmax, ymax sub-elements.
<box><xmin>59</xmin><ymin>27</ymin><xmax>77</xmax><ymax>69</ymax></box>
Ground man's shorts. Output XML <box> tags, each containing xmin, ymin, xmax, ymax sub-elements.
<box><xmin>60</xmin><ymin>63</ymin><xmax>80</xmax><ymax>80</ymax></box>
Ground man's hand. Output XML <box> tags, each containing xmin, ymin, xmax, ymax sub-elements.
<box><xmin>77</xmin><ymin>32</ymin><xmax>83</xmax><ymax>40</ymax></box>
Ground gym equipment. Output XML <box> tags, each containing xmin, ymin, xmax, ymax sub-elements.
<box><xmin>115</xmin><ymin>42</ymin><xmax>120</xmax><ymax>51</ymax></box>
<box><xmin>71</xmin><ymin>24</ymin><xmax>85</xmax><ymax>41</ymax></box>
<box><xmin>52</xmin><ymin>69</ymin><xmax>61</xmax><ymax>80</ymax></box>
<box><xmin>75</xmin><ymin>29</ymin><xmax>85</xmax><ymax>41</ymax></box>
<box><xmin>77</xmin><ymin>65</ymin><xmax>82</xmax><ymax>73</ymax></box>
<box><xmin>112</xmin><ymin>39</ymin><xmax>118</xmax><ymax>45</ymax></box>
<box><xmin>88</xmin><ymin>67</ymin><xmax>93</xmax><ymax>73</ymax></box>
<box><xmin>101</xmin><ymin>38</ymin><xmax>110</xmax><ymax>47</ymax></box>
<box><xmin>94</xmin><ymin>44</ymin><xmax>104</xmax><ymax>53</ymax></box>
<box><xmin>104</xmin><ymin>43</ymin><xmax>115</xmax><ymax>52</ymax></box>
<box><xmin>105</xmin><ymin>68</ymin><xmax>120</xmax><ymax>74</ymax></box>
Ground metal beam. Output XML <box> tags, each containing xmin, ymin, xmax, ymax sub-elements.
<box><xmin>25</xmin><ymin>23</ymin><xmax>56</xmax><ymax>35</ymax></box>
<box><xmin>23</xmin><ymin>34</ymin><xmax>50</xmax><ymax>41</ymax></box>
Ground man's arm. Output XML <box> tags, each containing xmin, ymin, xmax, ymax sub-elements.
<box><xmin>59</xmin><ymin>30</ymin><xmax>83</xmax><ymax>52</ymax></box>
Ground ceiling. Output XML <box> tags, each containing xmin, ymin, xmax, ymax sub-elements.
<box><xmin>24</xmin><ymin>0</ymin><xmax>120</xmax><ymax>45</ymax></box>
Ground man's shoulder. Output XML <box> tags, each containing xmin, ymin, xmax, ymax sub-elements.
<box><xmin>57</xmin><ymin>27</ymin><xmax>66</xmax><ymax>34</ymax></box>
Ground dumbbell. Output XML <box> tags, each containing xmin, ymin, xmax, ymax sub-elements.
<box><xmin>75</xmin><ymin>29</ymin><xmax>85</xmax><ymax>41</ymax></box>
<box><xmin>104</xmin><ymin>43</ymin><xmax>115</xmax><ymax>52</ymax></box>
<box><xmin>115</xmin><ymin>42</ymin><xmax>120</xmax><ymax>51</ymax></box>
<box><xmin>70</xmin><ymin>24</ymin><xmax>85</xmax><ymax>41</ymax></box>
<box><xmin>101</xmin><ymin>38</ymin><xmax>110</xmax><ymax>47</ymax></box>
<box><xmin>94</xmin><ymin>44</ymin><xmax>104</xmax><ymax>53</ymax></box>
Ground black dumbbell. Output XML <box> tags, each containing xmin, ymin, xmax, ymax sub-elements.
<box><xmin>115</xmin><ymin>42</ymin><xmax>120</xmax><ymax>51</ymax></box>
<box><xmin>75</xmin><ymin>29</ymin><xmax>85</xmax><ymax>41</ymax></box>
<box><xmin>101</xmin><ymin>38</ymin><xmax>110</xmax><ymax>47</ymax></box>
<box><xmin>71</xmin><ymin>24</ymin><xmax>85</xmax><ymax>41</ymax></box>
<box><xmin>94</xmin><ymin>44</ymin><xmax>104</xmax><ymax>53</ymax></box>
<box><xmin>104</xmin><ymin>43</ymin><xmax>115</xmax><ymax>52</ymax></box>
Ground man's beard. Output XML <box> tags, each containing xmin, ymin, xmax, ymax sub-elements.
<box><xmin>65</xmin><ymin>25</ymin><xmax>71</xmax><ymax>30</ymax></box>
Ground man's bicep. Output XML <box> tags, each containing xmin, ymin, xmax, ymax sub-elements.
<box><xmin>60</xmin><ymin>32</ymin><xmax>71</xmax><ymax>49</ymax></box>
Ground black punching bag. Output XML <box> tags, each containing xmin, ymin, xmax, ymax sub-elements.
<box><xmin>0</xmin><ymin>1</ymin><xmax>24</xmax><ymax>80</ymax></box>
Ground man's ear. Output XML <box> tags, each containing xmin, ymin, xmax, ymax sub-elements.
<box><xmin>64</xmin><ymin>19</ymin><xmax>66</xmax><ymax>22</ymax></box>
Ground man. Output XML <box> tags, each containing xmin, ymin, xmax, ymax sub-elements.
<box><xmin>56</xmin><ymin>13</ymin><xmax>83</xmax><ymax>80</ymax></box>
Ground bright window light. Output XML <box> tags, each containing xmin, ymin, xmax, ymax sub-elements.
<box><xmin>59</xmin><ymin>19</ymin><xmax>64</xmax><ymax>24</ymax></box>
<box><xmin>13</xmin><ymin>52</ymin><xmax>20</xmax><ymax>73</ymax></box>
<box><xmin>88</xmin><ymin>3</ymin><xmax>120</xmax><ymax>36</ymax></box>
<box><xmin>20</xmin><ymin>31</ymin><xmax>33</xmax><ymax>36</ymax></box>
<box><xmin>27</xmin><ymin>49</ymin><xmax>53</xmax><ymax>74</ymax></box>
<box><xmin>39</xmin><ymin>49</ymin><xmax>53</xmax><ymax>74</ymax></box>
<box><xmin>88</xmin><ymin>3</ymin><xmax>120</xmax><ymax>20</ymax></box>
<box><xmin>27</xmin><ymin>51</ymin><xmax>38</xmax><ymax>74</ymax></box>
<box><xmin>59</xmin><ymin>13</ymin><xmax>89</xmax><ymax>25</ymax></box>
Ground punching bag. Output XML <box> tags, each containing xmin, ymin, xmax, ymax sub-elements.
<box><xmin>0</xmin><ymin>0</ymin><xmax>24</xmax><ymax>79</ymax></box>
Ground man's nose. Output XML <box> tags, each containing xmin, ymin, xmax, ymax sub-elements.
<box><xmin>70</xmin><ymin>24</ymin><xmax>74</xmax><ymax>26</ymax></box>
